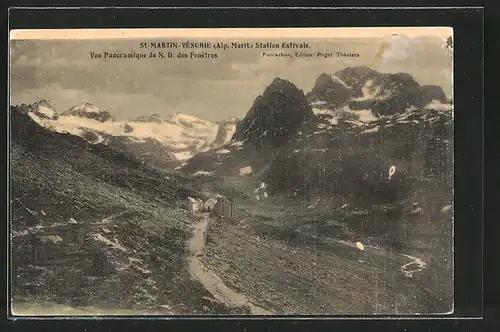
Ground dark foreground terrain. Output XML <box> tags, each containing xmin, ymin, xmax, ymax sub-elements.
<box><xmin>10</xmin><ymin>108</ymin><xmax>249</xmax><ymax>315</ymax></box>
<box><xmin>194</xmin><ymin>176</ymin><xmax>453</xmax><ymax>315</ymax></box>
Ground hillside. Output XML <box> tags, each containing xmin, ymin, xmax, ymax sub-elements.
<box><xmin>9</xmin><ymin>106</ymin><xmax>247</xmax><ymax>315</ymax></box>
<box><xmin>181</xmin><ymin>67</ymin><xmax>454</xmax><ymax>314</ymax></box>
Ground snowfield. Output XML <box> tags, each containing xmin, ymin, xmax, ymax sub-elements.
<box><xmin>28</xmin><ymin>109</ymin><xmax>236</xmax><ymax>162</ymax></box>
<box><xmin>37</xmin><ymin>105</ymin><xmax>57</xmax><ymax>118</ymax></box>
<box><xmin>68</xmin><ymin>102</ymin><xmax>101</xmax><ymax>114</ymax></box>
<box><xmin>424</xmin><ymin>100</ymin><xmax>453</xmax><ymax>111</ymax></box>
<box><xmin>313</xmin><ymin>106</ymin><xmax>378</xmax><ymax>127</ymax></box>
<box><xmin>351</xmin><ymin>80</ymin><xmax>391</xmax><ymax>101</ymax></box>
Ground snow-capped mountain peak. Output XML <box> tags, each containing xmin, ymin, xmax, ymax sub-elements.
<box><xmin>308</xmin><ymin>67</ymin><xmax>452</xmax><ymax>116</ymax></box>
<box><xmin>23</xmin><ymin>102</ymin><xmax>238</xmax><ymax>163</ymax></box>
<box><xmin>61</xmin><ymin>102</ymin><xmax>113</xmax><ymax>122</ymax></box>
<box><xmin>32</xmin><ymin>100</ymin><xmax>58</xmax><ymax>119</ymax></box>
<box><xmin>13</xmin><ymin>100</ymin><xmax>59</xmax><ymax>120</ymax></box>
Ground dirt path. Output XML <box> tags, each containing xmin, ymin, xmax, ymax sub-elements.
<box><xmin>187</xmin><ymin>215</ymin><xmax>273</xmax><ymax>315</ymax></box>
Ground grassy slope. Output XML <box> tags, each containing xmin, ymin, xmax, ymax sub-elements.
<box><xmin>197</xmin><ymin>173</ymin><xmax>453</xmax><ymax>314</ymax></box>
<box><xmin>9</xmin><ymin>110</ymin><xmax>241</xmax><ymax>315</ymax></box>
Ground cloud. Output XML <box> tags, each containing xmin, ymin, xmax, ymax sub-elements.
<box><xmin>378</xmin><ymin>35</ymin><xmax>449</xmax><ymax>67</ymax></box>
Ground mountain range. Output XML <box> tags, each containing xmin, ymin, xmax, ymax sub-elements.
<box><xmin>307</xmin><ymin>66</ymin><xmax>451</xmax><ymax>114</ymax></box>
<box><xmin>10</xmin><ymin>65</ymin><xmax>454</xmax><ymax>216</ymax></box>
<box><xmin>183</xmin><ymin>66</ymin><xmax>453</xmax><ymax>210</ymax></box>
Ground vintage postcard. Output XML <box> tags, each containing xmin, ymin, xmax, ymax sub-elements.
<box><xmin>9</xmin><ymin>27</ymin><xmax>454</xmax><ymax>316</ymax></box>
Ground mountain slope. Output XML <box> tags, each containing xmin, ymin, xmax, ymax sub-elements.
<box><xmin>306</xmin><ymin>73</ymin><xmax>353</xmax><ymax>107</ymax></box>
<box><xmin>184</xmin><ymin>70</ymin><xmax>453</xmax><ymax>204</ymax></box>
<box><xmin>265</xmin><ymin>107</ymin><xmax>453</xmax><ymax>205</ymax></box>
<box><xmin>182</xmin><ymin>69</ymin><xmax>453</xmax><ymax>253</ymax></box>
<box><xmin>9</xmin><ymin>106</ymin><xmax>245</xmax><ymax>315</ymax></box>
<box><xmin>232</xmin><ymin>77</ymin><xmax>314</xmax><ymax>149</ymax></box>
<box><xmin>181</xmin><ymin>69</ymin><xmax>454</xmax><ymax>313</ymax></box>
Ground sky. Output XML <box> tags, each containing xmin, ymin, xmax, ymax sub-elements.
<box><xmin>10</xmin><ymin>32</ymin><xmax>453</xmax><ymax>122</ymax></box>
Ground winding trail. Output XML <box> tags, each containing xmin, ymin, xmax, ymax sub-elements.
<box><xmin>187</xmin><ymin>215</ymin><xmax>273</xmax><ymax>315</ymax></box>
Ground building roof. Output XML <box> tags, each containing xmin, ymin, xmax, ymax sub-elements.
<box><xmin>204</xmin><ymin>198</ymin><xmax>217</xmax><ymax>204</ymax></box>
<box><xmin>217</xmin><ymin>196</ymin><xmax>231</xmax><ymax>204</ymax></box>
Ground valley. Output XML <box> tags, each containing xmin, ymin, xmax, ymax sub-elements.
<box><xmin>9</xmin><ymin>65</ymin><xmax>454</xmax><ymax>315</ymax></box>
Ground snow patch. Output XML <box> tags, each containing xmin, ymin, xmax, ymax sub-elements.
<box><xmin>174</xmin><ymin>163</ymin><xmax>187</xmax><ymax>170</ymax></box>
<box><xmin>357</xmin><ymin>109</ymin><xmax>378</xmax><ymax>122</ymax></box>
<box><xmin>330</xmin><ymin>74</ymin><xmax>352</xmax><ymax>89</ymax></box>
<box><xmin>394</xmin><ymin>109</ymin><xmax>415</xmax><ymax>122</ymax></box>
<box><xmin>92</xmin><ymin>233</ymin><xmax>128</xmax><ymax>252</ymax></box>
<box><xmin>351</xmin><ymin>80</ymin><xmax>378</xmax><ymax>101</ymax></box>
<box><xmin>425</xmin><ymin>100</ymin><xmax>453</xmax><ymax>111</ymax></box>
<box><xmin>312</xmin><ymin>107</ymin><xmax>339</xmax><ymax>126</ymax></box>
<box><xmin>311</xmin><ymin>100</ymin><xmax>327</xmax><ymax>107</ymax></box>
<box><xmin>37</xmin><ymin>105</ymin><xmax>56</xmax><ymax>118</ymax></box>
<box><xmin>441</xmin><ymin>205</ymin><xmax>453</xmax><ymax>213</ymax></box>
<box><xmin>216</xmin><ymin>149</ymin><xmax>231</xmax><ymax>154</ymax></box>
<box><xmin>192</xmin><ymin>171</ymin><xmax>214</xmax><ymax>176</ymax></box>
<box><xmin>27</xmin><ymin>112</ymin><xmax>43</xmax><ymax>124</ymax></box>
<box><xmin>38</xmin><ymin>235</ymin><xmax>63</xmax><ymax>244</ymax></box>
<box><xmin>239</xmin><ymin>166</ymin><xmax>253</xmax><ymax>175</ymax></box>
<box><xmin>312</xmin><ymin>108</ymin><xmax>333</xmax><ymax>116</ymax></box>
<box><xmin>66</xmin><ymin>102</ymin><xmax>102</xmax><ymax>114</ymax></box>
<box><xmin>362</xmin><ymin>126</ymin><xmax>380</xmax><ymax>133</ymax></box>
<box><xmin>400</xmin><ymin>254</ymin><xmax>427</xmax><ymax>278</ymax></box>
<box><xmin>351</xmin><ymin>79</ymin><xmax>392</xmax><ymax>101</ymax></box>
<box><xmin>316</xmin><ymin>106</ymin><xmax>378</xmax><ymax>127</ymax></box>
<box><xmin>171</xmin><ymin>151</ymin><xmax>193</xmax><ymax>161</ymax></box>
<box><xmin>224</xmin><ymin>124</ymin><xmax>237</xmax><ymax>143</ymax></box>
<box><xmin>229</xmin><ymin>140</ymin><xmax>245</xmax><ymax>148</ymax></box>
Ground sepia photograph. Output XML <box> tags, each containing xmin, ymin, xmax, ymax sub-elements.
<box><xmin>9</xmin><ymin>27</ymin><xmax>454</xmax><ymax>316</ymax></box>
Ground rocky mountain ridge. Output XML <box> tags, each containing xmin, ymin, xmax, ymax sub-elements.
<box><xmin>183</xmin><ymin>67</ymin><xmax>453</xmax><ymax>209</ymax></box>
<box><xmin>14</xmin><ymin>101</ymin><xmax>238</xmax><ymax>164</ymax></box>
<box><xmin>307</xmin><ymin>66</ymin><xmax>451</xmax><ymax>116</ymax></box>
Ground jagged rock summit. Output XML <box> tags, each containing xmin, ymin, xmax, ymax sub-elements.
<box><xmin>308</xmin><ymin>66</ymin><xmax>450</xmax><ymax>116</ymax></box>
<box><xmin>61</xmin><ymin>102</ymin><xmax>113</xmax><ymax>122</ymax></box>
<box><xmin>307</xmin><ymin>73</ymin><xmax>353</xmax><ymax>107</ymax></box>
<box><xmin>13</xmin><ymin>100</ymin><xmax>59</xmax><ymax>120</ymax></box>
<box><xmin>232</xmin><ymin>77</ymin><xmax>314</xmax><ymax>149</ymax></box>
